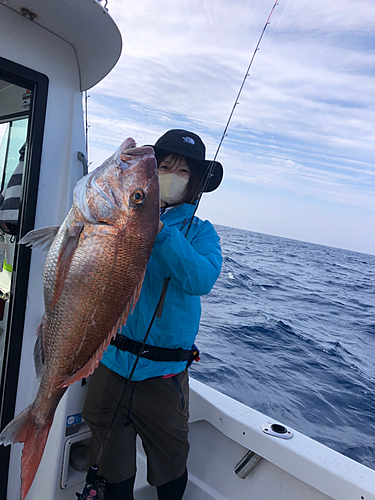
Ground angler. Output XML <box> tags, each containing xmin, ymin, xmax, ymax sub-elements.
<box><xmin>81</xmin><ymin>129</ymin><xmax>224</xmax><ymax>500</ymax></box>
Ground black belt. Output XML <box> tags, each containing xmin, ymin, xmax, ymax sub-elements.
<box><xmin>110</xmin><ymin>335</ymin><xmax>198</xmax><ymax>363</ymax></box>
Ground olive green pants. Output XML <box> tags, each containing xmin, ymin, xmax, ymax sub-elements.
<box><xmin>82</xmin><ymin>363</ymin><xmax>190</xmax><ymax>486</ymax></box>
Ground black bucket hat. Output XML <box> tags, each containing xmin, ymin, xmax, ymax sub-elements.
<box><xmin>152</xmin><ymin>129</ymin><xmax>223</xmax><ymax>192</ymax></box>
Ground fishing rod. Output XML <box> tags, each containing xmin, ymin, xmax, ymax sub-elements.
<box><xmin>186</xmin><ymin>0</ymin><xmax>279</xmax><ymax>234</ymax></box>
<box><xmin>79</xmin><ymin>3</ymin><xmax>281</xmax><ymax>497</ymax></box>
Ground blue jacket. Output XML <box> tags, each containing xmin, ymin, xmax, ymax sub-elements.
<box><xmin>101</xmin><ymin>203</ymin><xmax>222</xmax><ymax>380</ymax></box>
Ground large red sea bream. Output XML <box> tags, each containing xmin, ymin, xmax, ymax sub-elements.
<box><xmin>0</xmin><ymin>138</ymin><xmax>160</xmax><ymax>499</ymax></box>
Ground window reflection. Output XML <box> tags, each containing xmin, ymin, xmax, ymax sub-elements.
<box><xmin>0</xmin><ymin>80</ymin><xmax>30</xmax><ymax>377</ymax></box>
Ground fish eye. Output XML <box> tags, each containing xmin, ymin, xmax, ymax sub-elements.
<box><xmin>131</xmin><ymin>189</ymin><xmax>145</xmax><ymax>205</ymax></box>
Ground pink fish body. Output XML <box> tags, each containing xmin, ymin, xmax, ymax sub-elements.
<box><xmin>0</xmin><ymin>138</ymin><xmax>159</xmax><ymax>499</ymax></box>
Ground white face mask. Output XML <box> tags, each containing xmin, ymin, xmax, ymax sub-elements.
<box><xmin>159</xmin><ymin>173</ymin><xmax>189</xmax><ymax>205</ymax></box>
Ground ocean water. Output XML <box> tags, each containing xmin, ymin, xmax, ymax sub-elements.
<box><xmin>191</xmin><ymin>225</ymin><xmax>375</xmax><ymax>470</ymax></box>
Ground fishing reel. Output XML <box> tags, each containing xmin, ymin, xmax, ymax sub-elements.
<box><xmin>76</xmin><ymin>464</ymin><xmax>107</xmax><ymax>500</ymax></box>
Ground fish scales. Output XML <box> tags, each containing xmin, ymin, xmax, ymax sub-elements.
<box><xmin>0</xmin><ymin>139</ymin><xmax>159</xmax><ymax>499</ymax></box>
<box><xmin>43</xmin><ymin>207</ymin><xmax>142</xmax><ymax>377</ymax></box>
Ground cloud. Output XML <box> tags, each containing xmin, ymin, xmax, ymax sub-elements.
<box><xmin>87</xmin><ymin>0</ymin><xmax>375</xmax><ymax>253</ymax></box>
<box><xmin>98</xmin><ymin>1</ymin><xmax>375</xmax><ymax>156</ymax></box>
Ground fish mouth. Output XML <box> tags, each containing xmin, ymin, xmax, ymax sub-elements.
<box><xmin>73</xmin><ymin>138</ymin><xmax>158</xmax><ymax>224</ymax></box>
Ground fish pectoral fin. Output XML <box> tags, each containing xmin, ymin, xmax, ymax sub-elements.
<box><xmin>34</xmin><ymin>316</ymin><xmax>47</xmax><ymax>380</ymax></box>
<box><xmin>51</xmin><ymin>222</ymin><xmax>84</xmax><ymax>309</ymax></box>
<box><xmin>18</xmin><ymin>226</ymin><xmax>60</xmax><ymax>251</ymax></box>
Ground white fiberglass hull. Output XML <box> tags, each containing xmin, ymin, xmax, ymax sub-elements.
<box><xmin>133</xmin><ymin>378</ymin><xmax>375</xmax><ymax>500</ymax></box>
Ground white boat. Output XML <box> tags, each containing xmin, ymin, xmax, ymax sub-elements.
<box><xmin>0</xmin><ymin>1</ymin><xmax>374</xmax><ymax>499</ymax></box>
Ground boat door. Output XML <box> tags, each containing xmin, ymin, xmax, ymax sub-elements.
<box><xmin>0</xmin><ymin>56</ymin><xmax>48</xmax><ymax>496</ymax></box>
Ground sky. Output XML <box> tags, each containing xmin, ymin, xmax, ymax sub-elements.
<box><xmin>5</xmin><ymin>0</ymin><xmax>375</xmax><ymax>254</ymax></box>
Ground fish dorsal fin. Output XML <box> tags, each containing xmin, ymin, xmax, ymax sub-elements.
<box><xmin>18</xmin><ymin>226</ymin><xmax>60</xmax><ymax>251</ymax></box>
<box><xmin>51</xmin><ymin>222</ymin><xmax>84</xmax><ymax>309</ymax></box>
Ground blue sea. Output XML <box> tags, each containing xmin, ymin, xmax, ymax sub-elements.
<box><xmin>191</xmin><ymin>225</ymin><xmax>375</xmax><ymax>470</ymax></box>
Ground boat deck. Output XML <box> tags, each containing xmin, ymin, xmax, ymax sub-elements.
<box><xmin>129</xmin><ymin>378</ymin><xmax>375</xmax><ymax>500</ymax></box>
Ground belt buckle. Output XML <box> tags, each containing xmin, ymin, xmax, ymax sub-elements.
<box><xmin>140</xmin><ymin>347</ymin><xmax>149</xmax><ymax>357</ymax></box>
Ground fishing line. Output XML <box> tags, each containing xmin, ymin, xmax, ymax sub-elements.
<box><xmin>270</xmin><ymin>0</ymin><xmax>291</xmax><ymax>40</ymax></box>
<box><xmin>84</xmin><ymin>91</ymin><xmax>90</xmax><ymax>162</ymax></box>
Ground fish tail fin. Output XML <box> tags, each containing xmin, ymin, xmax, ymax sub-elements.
<box><xmin>0</xmin><ymin>405</ymin><xmax>52</xmax><ymax>500</ymax></box>
<box><xmin>20</xmin><ymin>420</ymin><xmax>52</xmax><ymax>500</ymax></box>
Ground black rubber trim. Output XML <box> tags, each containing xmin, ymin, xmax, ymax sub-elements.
<box><xmin>0</xmin><ymin>56</ymin><xmax>49</xmax><ymax>496</ymax></box>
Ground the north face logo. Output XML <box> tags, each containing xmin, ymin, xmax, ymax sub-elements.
<box><xmin>182</xmin><ymin>136</ymin><xmax>195</xmax><ymax>145</ymax></box>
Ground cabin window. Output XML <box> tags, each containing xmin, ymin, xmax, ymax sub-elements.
<box><xmin>0</xmin><ymin>58</ymin><xmax>48</xmax><ymax>466</ymax></box>
<box><xmin>0</xmin><ymin>118</ymin><xmax>28</xmax><ymax>189</ymax></box>
<box><xmin>0</xmin><ymin>81</ymin><xmax>30</xmax><ymax>377</ymax></box>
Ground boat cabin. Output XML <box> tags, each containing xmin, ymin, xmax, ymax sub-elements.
<box><xmin>0</xmin><ymin>1</ymin><xmax>121</xmax><ymax>497</ymax></box>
